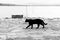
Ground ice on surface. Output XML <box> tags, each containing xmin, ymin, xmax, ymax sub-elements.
<box><xmin>0</xmin><ymin>17</ymin><xmax>60</xmax><ymax>40</ymax></box>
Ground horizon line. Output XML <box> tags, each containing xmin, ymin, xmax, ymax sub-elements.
<box><xmin>0</xmin><ymin>3</ymin><xmax>60</xmax><ymax>6</ymax></box>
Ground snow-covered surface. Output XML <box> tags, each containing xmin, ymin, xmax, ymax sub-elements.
<box><xmin>0</xmin><ymin>17</ymin><xmax>60</xmax><ymax>40</ymax></box>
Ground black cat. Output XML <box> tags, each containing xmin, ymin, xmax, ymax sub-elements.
<box><xmin>25</xmin><ymin>19</ymin><xmax>47</xmax><ymax>29</ymax></box>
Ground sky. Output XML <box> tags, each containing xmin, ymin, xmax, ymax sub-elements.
<box><xmin>0</xmin><ymin>0</ymin><xmax>60</xmax><ymax>18</ymax></box>
<box><xmin>0</xmin><ymin>0</ymin><xmax>60</xmax><ymax>5</ymax></box>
